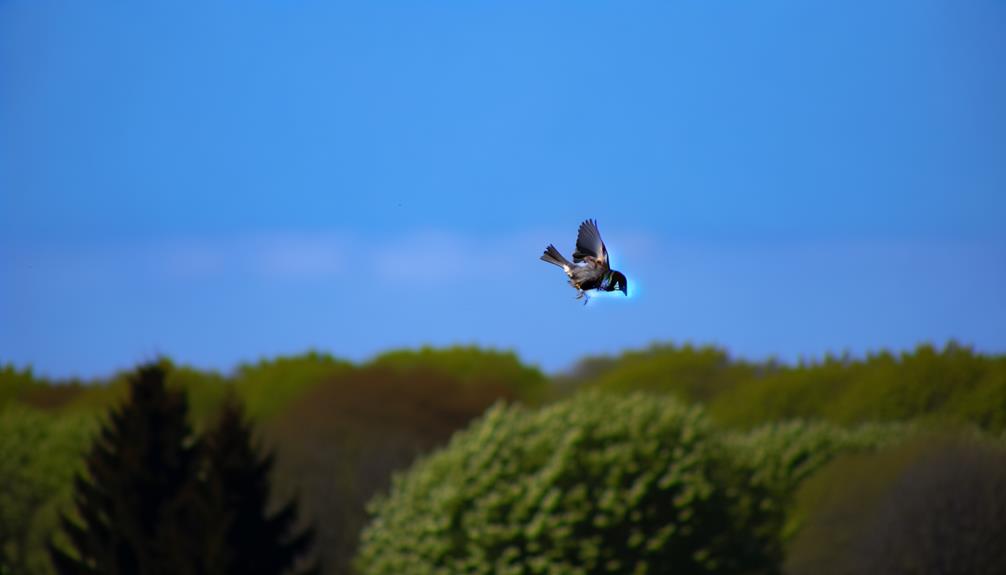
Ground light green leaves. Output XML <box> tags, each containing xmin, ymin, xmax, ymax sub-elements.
<box><xmin>357</xmin><ymin>393</ymin><xmax>780</xmax><ymax>575</ymax></box>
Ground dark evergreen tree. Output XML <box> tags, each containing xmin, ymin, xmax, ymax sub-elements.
<box><xmin>49</xmin><ymin>362</ymin><xmax>202</xmax><ymax>575</ymax></box>
<box><xmin>50</xmin><ymin>363</ymin><xmax>316</xmax><ymax>575</ymax></box>
<box><xmin>199</xmin><ymin>393</ymin><xmax>316</xmax><ymax>575</ymax></box>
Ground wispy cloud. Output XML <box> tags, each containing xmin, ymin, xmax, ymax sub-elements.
<box><xmin>252</xmin><ymin>233</ymin><xmax>345</xmax><ymax>279</ymax></box>
<box><xmin>153</xmin><ymin>233</ymin><xmax>347</xmax><ymax>280</ymax></box>
<box><xmin>4</xmin><ymin>227</ymin><xmax>663</xmax><ymax>288</ymax></box>
<box><xmin>157</xmin><ymin>238</ymin><xmax>230</xmax><ymax>279</ymax></box>
<box><xmin>372</xmin><ymin>231</ymin><xmax>472</xmax><ymax>285</ymax></box>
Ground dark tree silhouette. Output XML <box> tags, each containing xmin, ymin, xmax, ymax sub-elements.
<box><xmin>49</xmin><ymin>362</ymin><xmax>202</xmax><ymax>575</ymax></box>
<box><xmin>787</xmin><ymin>437</ymin><xmax>1006</xmax><ymax>575</ymax></box>
<box><xmin>851</xmin><ymin>440</ymin><xmax>1006</xmax><ymax>575</ymax></box>
<box><xmin>50</xmin><ymin>364</ymin><xmax>315</xmax><ymax>575</ymax></box>
<box><xmin>199</xmin><ymin>394</ymin><xmax>316</xmax><ymax>575</ymax></box>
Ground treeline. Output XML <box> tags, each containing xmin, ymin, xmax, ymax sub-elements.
<box><xmin>1</xmin><ymin>348</ymin><xmax>546</xmax><ymax>423</ymax></box>
<box><xmin>6</xmin><ymin>342</ymin><xmax>1005</xmax><ymax>431</ymax></box>
<box><xmin>1</xmin><ymin>348</ymin><xmax>545</xmax><ymax>575</ymax></box>
<box><xmin>2</xmin><ymin>342</ymin><xmax>1005</xmax><ymax>574</ymax></box>
<box><xmin>560</xmin><ymin>341</ymin><xmax>1006</xmax><ymax>430</ymax></box>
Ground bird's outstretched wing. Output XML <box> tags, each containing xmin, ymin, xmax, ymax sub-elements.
<box><xmin>572</xmin><ymin>219</ymin><xmax>609</xmax><ymax>270</ymax></box>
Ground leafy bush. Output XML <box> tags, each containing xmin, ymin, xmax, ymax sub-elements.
<box><xmin>724</xmin><ymin>421</ymin><xmax>908</xmax><ymax>544</ymax></box>
<box><xmin>357</xmin><ymin>392</ymin><xmax>780</xmax><ymax>575</ymax></box>
<box><xmin>726</xmin><ymin>421</ymin><xmax>908</xmax><ymax>501</ymax></box>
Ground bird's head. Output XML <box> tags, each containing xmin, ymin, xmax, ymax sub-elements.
<box><xmin>607</xmin><ymin>271</ymin><xmax>628</xmax><ymax>295</ymax></box>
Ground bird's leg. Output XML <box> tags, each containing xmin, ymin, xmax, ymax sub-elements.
<box><xmin>582</xmin><ymin>291</ymin><xmax>590</xmax><ymax>306</ymax></box>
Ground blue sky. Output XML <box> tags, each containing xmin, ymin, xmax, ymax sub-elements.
<box><xmin>2</xmin><ymin>0</ymin><xmax>1004</xmax><ymax>378</ymax></box>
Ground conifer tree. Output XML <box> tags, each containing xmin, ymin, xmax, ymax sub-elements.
<box><xmin>200</xmin><ymin>396</ymin><xmax>313</xmax><ymax>575</ymax></box>
<box><xmin>51</xmin><ymin>364</ymin><xmax>316</xmax><ymax>575</ymax></box>
<box><xmin>49</xmin><ymin>362</ymin><xmax>201</xmax><ymax>575</ymax></box>
<box><xmin>199</xmin><ymin>394</ymin><xmax>316</xmax><ymax>575</ymax></box>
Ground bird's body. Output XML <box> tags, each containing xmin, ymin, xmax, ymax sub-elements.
<box><xmin>540</xmin><ymin>219</ymin><xmax>628</xmax><ymax>304</ymax></box>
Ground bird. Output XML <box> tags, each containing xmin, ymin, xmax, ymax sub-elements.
<box><xmin>540</xmin><ymin>219</ymin><xmax>628</xmax><ymax>305</ymax></box>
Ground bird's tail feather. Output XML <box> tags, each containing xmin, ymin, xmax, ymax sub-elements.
<box><xmin>540</xmin><ymin>244</ymin><xmax>571</xmax><ymax>269</ymax></box>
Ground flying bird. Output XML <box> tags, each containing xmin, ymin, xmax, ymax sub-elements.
<box><xmin>540</xmin><ymin>219</ymin><xmax>628</xmax><ymax>304</ymax></box>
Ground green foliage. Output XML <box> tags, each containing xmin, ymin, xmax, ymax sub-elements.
<box><xmin>569</xmin><ymin>342</ymin><xmax>1006</xmax><ymax>431</ymax></box>
<box><xmin>726</xmin><ymin>421</ymin><xmax>908</xmax><ymax>502</ymax></box>
<box><xmin>823</xmin><ymin>343</ymin><xmax>990</xmax><ymax>424</ymax></box>
<box><xmin>0</xmin><ymin>409</ymin><xmax>96</xmax><ymax>575</ymax></box>
<box><xmin>945</xmin><ymin>364</ymin><xmax>1006</xmax><ymax>430</ymax></box>
<box><xmin>3</xmin><ymin>349</ymin><xmax>543</xmax><ymax>575</ymax></box>
<box><xmin>370</xmin><ymin>346</ymin><xmax>549</xmax><ymax>404</ymax></box>
<box><xmin>708</xmin><ymin>359</ymin><xmax>856</xmax><ymax>426</ymax></box>
<box><xmin>233</xmin><ymin>351</ymin><xmax>353</xmax><ymax>420</ymax></box>
<box><xmin>571</xmin><ymin>344</ymin><xmax>759</xmax><ymax>403</ymax></box>
<box><xmin>164</xmin><ymin>365</ymin><xmax>230</xmax><ymax>428</ymax></box>
<box><xmin>7</xmin><ymin>344</ymin><xmax>1006</xmax><ymax>575</ymax></box>
<box><xmin>724</xmin><ymin>421</ymin><xmax>909</xmax><ymax>544</ymax></box>
<box><xmin>0</xmin><ymin>365</ymin><xmax>94</xmax><ymax>412</ymax></box>
<box><xmin>358</xmin><ymin>392</ymin><xmax>780</xmax><ymax>575</ymax></box>
<box><xmin>0</xmin><ymin>364</ymin><xmax>44</xmax><ymax>408</ymax></box>
<box><xmin>735</xmin><ymin>343</ymin><xmax>1006</xmax><ymax>429</ymax></box>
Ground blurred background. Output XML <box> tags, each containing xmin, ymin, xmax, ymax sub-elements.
<box><xmin>2</xmin><ymin>1</ymin><xmax>1005</xmax><ymax>574</ymax></box>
